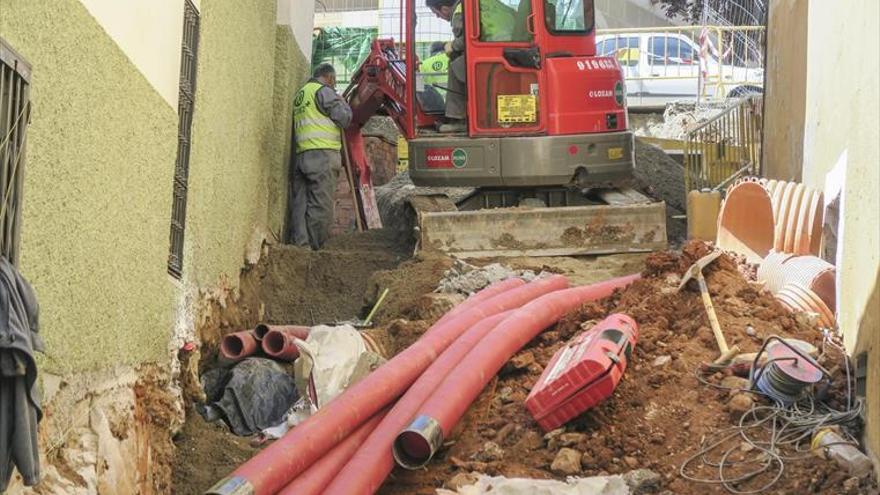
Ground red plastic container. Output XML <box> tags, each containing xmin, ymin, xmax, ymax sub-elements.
<box><xmin>525</xmin><ymin>314</ymin><xmax>638</xmax><ymax>431</ymax></box>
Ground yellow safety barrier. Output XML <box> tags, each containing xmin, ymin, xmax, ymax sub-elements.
<box><xmin>684</xmin><ymin>95</ymin><xmax>763</xmax><ymax>191</ymax></box>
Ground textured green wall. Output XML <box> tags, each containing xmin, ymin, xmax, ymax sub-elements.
<box><xmin>0</xmin><ymin>0</ymin><xmax>310</xmax><ymax>373</ymax></box>
<box><xmin>0</xmin><ymin>0</ymin><xmax>178</xmax><ymax>373</ymax></box>
<box><xmin>268</xmin><ymin>25</ymin><xmax>310</xmax><ymax>235</ymax></box>
<box><xmin>185</xmin><ymin>0</ymin><xmax>277</xmax><ymax>284</ymax></box>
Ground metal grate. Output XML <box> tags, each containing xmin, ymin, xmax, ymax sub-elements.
<box><xmin>168</xmin><ymin>0</ymin><xmax>200</xmax><ymax>278</ymax></box>
<box><xmin>0</xmin><ymin>38</ymin><xmax>31</xmax><ymax>267</ymax></box>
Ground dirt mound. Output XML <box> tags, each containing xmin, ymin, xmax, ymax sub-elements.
<box><xmin>379</xmin><ymin>242</ymin><xmax>859</xmax><ymax>495</ymax></box>
<box><xmin>171</xmin><ymin>409</ymin><xmax>260</xmax><ymax>494</ymax></box>
<box><xmin>254</xmin><ymin>229</ymin><xmax>410</xmax><ymax>327</ymax></box>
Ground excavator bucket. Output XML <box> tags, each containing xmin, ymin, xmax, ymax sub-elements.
<box><xmin>415</xmin><ymin>191</ymin><xmax>667</xmax><ymax>258</ymax></box>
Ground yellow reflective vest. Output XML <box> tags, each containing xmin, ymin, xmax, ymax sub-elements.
<box><xmin>419</xmin><ymin>52</ymin><xmax>449</xmax><ymax>91</ymax></box>
<box><xmin>293</xmin><ymin>81</ymin><xmax>342</xmax><ymax>153</ymax></box>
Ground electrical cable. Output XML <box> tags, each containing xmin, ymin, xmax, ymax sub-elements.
<box><xmin>682</xmin><ymin>334</ymin><xmax>863</xmax><ymax>493</ymax></box>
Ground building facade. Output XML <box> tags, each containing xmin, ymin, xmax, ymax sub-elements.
<box><xmin>0</xmin><ymin>0</ymin><xmax>313</xmax><ymax>491</ymax></box>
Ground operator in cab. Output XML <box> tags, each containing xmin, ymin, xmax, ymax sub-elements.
<box><xmin>425</xmin><ymin>0</ymin><xmax>467</xmax><ymax>132</ymax></box>
<box><xmin>426</xmin><ymin>0</ymin><xmax>530</xmax><ymax>131</ymax></box>
<box><xmin>291</xmin><ymin>63</ymin><xmax>352</xmax><ymax>250</ymax></box>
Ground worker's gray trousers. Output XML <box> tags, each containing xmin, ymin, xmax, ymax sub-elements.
<box><xmin>446</xmin><ymin>55</ymin><xmax>467</xmax><ymax>120</ymax></box>
<box><xmin>290</xmin><ymin>149</ymin><xmax>341</xmax><ymax>250</ymax></box>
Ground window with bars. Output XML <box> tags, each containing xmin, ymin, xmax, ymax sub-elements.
<box><xmin>0</xmin><ymin>38</ymin><xmax>31</xmax><ymax>267</ymax></box>
<box><xmin>168</xmin><ymin>0</ymin><xmax>200</xmax><ymax>278</ymax></box>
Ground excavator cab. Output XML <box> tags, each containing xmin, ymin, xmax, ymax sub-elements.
<box><xmin>406</xmin><ymin>0</ymin><xmax>635</xmax><ymax>191</ymax></box>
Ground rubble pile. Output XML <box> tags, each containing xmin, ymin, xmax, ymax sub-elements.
<box><xmin>436</xmin><ymin>260</ymin><xmax>538</xmax><ymax>296</ymax></box>
<box><xmin>381</xmin><ymin>241</ymin><xmax>870</xmax><ymax>495</ymax></box>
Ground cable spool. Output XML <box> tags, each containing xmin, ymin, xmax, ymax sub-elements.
<box><xmin>754</xmin><ymin>342</ymin><xmax>823</xmax><ymax>405</ymax></box>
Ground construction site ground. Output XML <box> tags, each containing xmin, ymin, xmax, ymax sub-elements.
<box><xmin>171</xmin><ymin>228</ymin><xmax>871</xmax><ymax>495</ymax></box>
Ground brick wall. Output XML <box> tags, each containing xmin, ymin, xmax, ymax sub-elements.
<box><xmin>332</xmin><ymin>135</ymin><xmax>398</xmax><ymax>234</ymax></box>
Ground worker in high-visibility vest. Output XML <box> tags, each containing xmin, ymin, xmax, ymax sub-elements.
<box><xmin>426</xmin><ymin>0</ymin><xmax>524</xmax><ymax>130</ymax></box>
<box><xmin>290</xmin><ymin>63</ymin><xmax>352</xmax><ymax>250</ymax></box>
<box><xmin>417</xmin><ymin>42</ymin><xmax>449</xmax><ymax>112</ymax></box>
<box><xmin>420</xmin><ymin>41</ymin><xmax>449</xmax><ymax>97</ymax></box>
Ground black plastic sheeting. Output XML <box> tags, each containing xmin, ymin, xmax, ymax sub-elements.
<box><xmin>200</xmin><ymin>358</ymin><xmax>298</xmax><ymax>436</ymax></box>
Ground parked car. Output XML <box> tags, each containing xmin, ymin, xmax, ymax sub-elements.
<box><xmin>596</xmin><ymin>32</ymin><xmax>764</xmax><ymax>109</ymax></box>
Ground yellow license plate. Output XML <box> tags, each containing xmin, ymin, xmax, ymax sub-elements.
<box><xmin>497</xmin><ymin>95</ymin><xmax>537</xmax><ymax>124</ymax></box>
<box><xmin>608</xmin><ymin>147</ymin><xmax>624</xmax><ymax>160</ymax></box>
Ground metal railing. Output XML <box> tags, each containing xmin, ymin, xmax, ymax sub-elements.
<box><xmin>684</xmin><ymin>94</ymin><xmax>763</xmax><ymax>191</ymax></box>
<box><xmin>596</xmin><ymin>25</ymin><xmax>765</xmax><ymax>102</ymax></box>
<box><xmin>0</xmin><ymin>38</ymin><xmax>31</xmax><ymax>267</ymax></box>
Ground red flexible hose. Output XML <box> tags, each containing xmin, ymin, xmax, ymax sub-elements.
<box><xmin>277</xmin><ymin>408</ymin><xmax>388</xmax><ymax>495</ymax></box>
<box><xmin>393</xmin><ymin>273</ymin><xmax>641</xmax><ymax>469</ymax></box>
<box><xmin>323</xmin><ymin>311</ymin><xmax>513</xmax><ymax>495</ymax></box>
<box><xmin>206</xmin><ymin>275</ymin><xmax>568</xmax><ymax>495</ymax></box>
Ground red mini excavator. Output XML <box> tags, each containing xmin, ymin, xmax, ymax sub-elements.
<box><xmin>342</xmin><ymin>0</ymin><xmax>666</xmax><ymax>257</ymax></box>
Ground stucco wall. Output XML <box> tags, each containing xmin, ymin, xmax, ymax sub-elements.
<box><xmin>799</xmin><ymin>0</ymin><xmax>880</xmax><ymax>463</ymax></box>
<box><xmin>183</xmin><ymin>0</ymin><xmax>282</xmax><ymax>286</ymax></box>
<box><xmin>762</xmin><ymin>0</ymin><xmax>807</xmax><ymax>181</ymax></box>
<box><xmin>0</xmin><ymin>0</ymin><xmax>178</xmax><ymax>373</ymax></box>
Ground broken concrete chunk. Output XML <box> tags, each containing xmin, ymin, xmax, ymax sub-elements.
<box><xmin>652</xmin><ymin>355</ymin><xmax>672</xmax><ymax>367</ymax></box>
<box><xmin>551</xmin><ymin>448</ymin><xmax>583</xmax><ymax>475</ymax></box>
<box><xmin>622</xmin><ymin>468</ymin><xmax>662</xmax><ymax>494</ymax></box>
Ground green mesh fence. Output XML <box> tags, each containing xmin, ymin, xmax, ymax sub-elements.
<box><xmin>311</xmin><ymin>26</ymin><xmax>445</xmax><ymax>92</ymax></box>
<box><xmin>311</xmin><ymin>27</ymin><xmax>378</xmax><ymax>91</ymax></box>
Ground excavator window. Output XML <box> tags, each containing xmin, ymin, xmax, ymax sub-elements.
<box><xmin>544</xmin><ymin>0</ymin><xmax>595</xmax><ymax>34</ymax></box>
<box><xmin>478</xmin><ymin>0</ymin><xmax>534</xmax><ymax>43</ymax></box>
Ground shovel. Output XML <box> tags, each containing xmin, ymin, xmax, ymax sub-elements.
<box><xmin>678</xmin><ymin>251</ymin><xmax>740</xmax><ymax>365</ymax></box>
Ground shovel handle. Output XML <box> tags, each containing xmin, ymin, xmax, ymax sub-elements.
<box><xmin>697</xmin><ymin>272</ymin><xmax>730</xmax><ymax>354</ymax></box>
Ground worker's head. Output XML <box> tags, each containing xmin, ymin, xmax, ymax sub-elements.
<box><xmin>426</xmin><ymin>0</ymin><xmax>456</xmax><ymax>21</ymax></box>
<box><xmin>313</xmin><ymin>63</ymin><xmax>337</xmax><ymax>87</ymax></box>
<box><xmin>430</xmin><ymin>41</ymin><xmax>446</xmax><ymax>56</ymax></box>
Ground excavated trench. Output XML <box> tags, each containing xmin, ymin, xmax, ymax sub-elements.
<box><xmin>171</xmin><ymin>232</ymin><xmax>870</xmax><ymax>494</ymax></box>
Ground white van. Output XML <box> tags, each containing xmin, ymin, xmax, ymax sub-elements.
<box><xmin>595</xmin><ymin>32</ymin><xmax>764</xmax><ymax>109</ymax></box>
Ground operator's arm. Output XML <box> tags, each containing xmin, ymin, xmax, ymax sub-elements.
<box><xmin>316</xmin><ymin>85</ymin><xmax>352</xmax><ymax>129</ymax></box>
<box><xmin>450</xmin><ymin>6</ymin><xmax>465</xmax><ymax>56</ymax></box>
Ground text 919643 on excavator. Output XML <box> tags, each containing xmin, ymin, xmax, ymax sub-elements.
<box><xmin>342</xmin><ymin>0</ymin><xmax>667</xmax><ymax>258</ymax></box>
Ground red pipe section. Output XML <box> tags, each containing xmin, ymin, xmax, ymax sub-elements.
<box><xmin>206</xmin><ymin>275</ymin><xmax>568</xmax><ymax>495</ymax></box>
<box><xmin>219</xmin><ymin>330</ymin><xmax>259</xmax><ymax>362</ymax></box>
<box><xmin>254</xmin><ymin>323</ymin><xmax>308</xmax><ymax>341</ymax></box>
<box><xmin>393</xmin><ymin>273</ymin><xmax>641</xmax><ymax>469</ymax></box>
<box><xmin>278</xmin><ymin>409</ymin><xmax>388</xmax><ymax>495</ymax></box>
<box><xmin>261</xmin><ymin>326</ymin><xmax>311</xmax><ymax>361</ymax></box>
<box><xmin>323</xmin><ymin>311</ymin><xmax>513</xmax><ymax>495</ymax></box>
<box><xmin>433</xmin><ymin>278</ymin><xmax>526</xmax><ymax>327</ymax></box>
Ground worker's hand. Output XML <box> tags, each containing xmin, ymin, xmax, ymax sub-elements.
<box><xmin>444</xmin><ymin>41</ymin><xmax>453</xmax><ymax>56</ymax></box>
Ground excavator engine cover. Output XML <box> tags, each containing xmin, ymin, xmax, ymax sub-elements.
<box><xmin>526</xmin><ymin>314</ymin><xmax>638</xmax><ymax>431</ymax></box>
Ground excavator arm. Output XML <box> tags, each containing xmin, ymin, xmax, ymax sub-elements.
<box><xmin>340</xmin><ymin>39</ymin><xmax>432</xmax><ymax>230</ymax></box>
